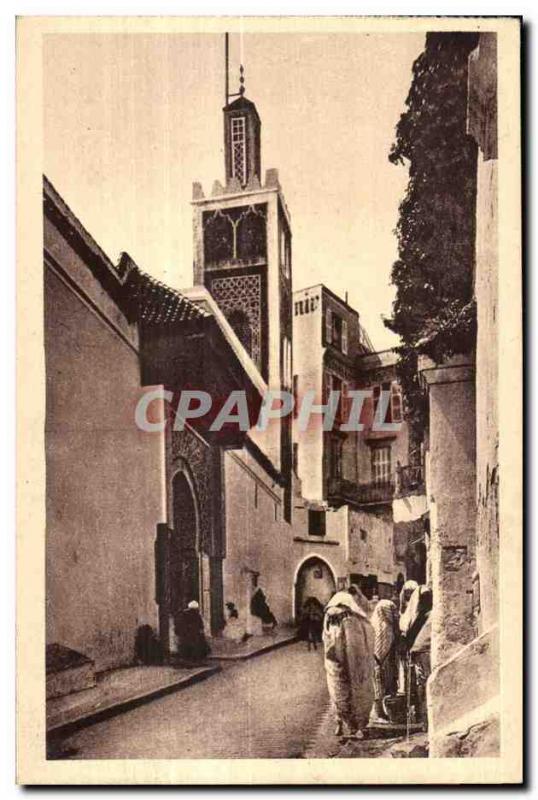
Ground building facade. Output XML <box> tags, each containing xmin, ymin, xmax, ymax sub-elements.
<box><xmin>291</xmin><ymin>285</ymin><xmax>418</xmax><ymax>608</ymax></box>
<box><xmin>292</xmin><ymin>283</ymin><xmax>372</xmax><ymax>503</ymax></box>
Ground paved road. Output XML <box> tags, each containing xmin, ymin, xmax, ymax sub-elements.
<box><xmin>56</xmin><ymin>642</ymin><xmax>330</xmax><ymax>759</ymax></box>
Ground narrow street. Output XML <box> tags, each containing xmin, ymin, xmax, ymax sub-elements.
<box><xmin>54</xmin><ymin>643</ymin><xmax>331</xmax><ymax>759</ymax></box>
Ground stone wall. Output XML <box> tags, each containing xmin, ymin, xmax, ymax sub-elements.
<box><xmin>428</xmin><ymin>627</ymin><xmax>500</xmax><ymax>757</ymax></box>
<box><xmin>348</xmin><ymin>506</ymin><xmax>399</xmax><ymax>587</ymax></box>
<box><xmin>421</xmin><ymin>358</ymin><xmax>477</xmax><ymax>670</ymax></box>
<box><xmin>222</xmin><ymin>447</ymin><xmax>294</xmax><ymax>625</ymax></box>
<box><xmin>45</xmin><ymin>222</ymin><xmax>163</xmax><ymax>672</ymax></box>
<box><xmin>475</xmin><ymin>157</ymin><xmax>499</xmax><ymax>632</ymax></box>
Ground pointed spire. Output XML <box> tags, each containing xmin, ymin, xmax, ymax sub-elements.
<box><xmin>239</xmin><ymin>64</ymin><xmax>245</xmax><ymax>96</ymax></box>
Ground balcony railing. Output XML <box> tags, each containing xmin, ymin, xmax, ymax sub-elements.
<box><xmin>328</xmin><ymin>477</ymin><xmax>395</xmax><ymax>506</ymax></box>
<box><xmin>395</xmin><ymin>464</ymin><xmax>425</xmax><ymax>498</ymax></box>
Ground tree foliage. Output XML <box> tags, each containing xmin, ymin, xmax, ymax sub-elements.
<box><xmin>386</xmin><ymin>32</ymin><xmax>479</xmax><ymax>439</ymax></box>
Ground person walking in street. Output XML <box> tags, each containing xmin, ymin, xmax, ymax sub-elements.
<box><xmin>402</xmin><ymin>586</ymin><xmax>432</xmax><ymax>651</ymax></box>
<box><xmin>250</xmin><ymin>587</ymin><xmax>278</xmax><ymax>632</ymax></box>
<box><xmin>400</xmin><ymin>585</ymin><xmax>432</xmax><ymax>724</ymax></box>
<box><xmin>397</xmin><ymin>579</ymin><xmax>419</xmax><ymax>692</ymax></box>
<box><xmin>322</xmin><ymin>590</ymin><xmax>375</xmax><ymax>739</ymax></box>
<box><xmin>175</xmin><ymin>600</ymin><xmax>210</xmax><ymax>663</ymax></box>
<box><xmin>300</xmin><ymin>596</ymin><xmax>323</xmax><ymax>651</ymax></box>
<box><xmin>399</xmin><ymin>579</ymin><xmax>419</xmax><ymax>616</ymax></box>
<box><xmin>348</xmin><ymin>582</ymin><xmax>371</xmax><ymax>616</ymax></box>
<box><xmin>409</xmin><ymin>613</ymin><xmax>432</xmax><ymax>727</ymax></box>
<box><xmin>370</xmin><ymin>598</ymin><xmax>400</xmax><ymax>721</ymax></box>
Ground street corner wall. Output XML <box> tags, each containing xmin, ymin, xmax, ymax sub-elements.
<box><xmin>427</xmin><ymin>625</ymin><xmax>500</xmax><ymax>757</ymax></box>
<box><xmin>45</xmin><ymin>254</ymin><xmax>163</xmax><ymax>672</ymax></box>
<box><xmin>427</xmin><ymin>373</ymin><xmax>477</xmax><ymax>669</ymax></box>
<box><xmin>475</xmin><ymin>157</ymin><xmax>499</xmax><ymax>632</ymax></box>
<box><xmin>292</xmin><ymin>285</ymin><xmax>324</xmax><ymax>502</ymax></box>
<box><xmin>222</xmin><ymin>448</ymin><xmax>295</xmax><ymax>626</ymax></box>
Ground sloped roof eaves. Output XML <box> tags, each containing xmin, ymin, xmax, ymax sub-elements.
<box><xmin>43</xmin><ymin>176</ymin><xmax>205</xmax><ymax>328</ymax></box>
<box><xmin>43</xmin><ymin>176</ymin><xmax>126</xmax><ymax>307</ymax></box>
<box><xmin>124</xmin><ymin>268</ymin><xmax>208</xmax><ymax>327</ymax></box>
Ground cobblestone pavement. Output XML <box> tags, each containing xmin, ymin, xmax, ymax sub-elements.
<box><xmin>52</xmin><ymin>642</ymin><xmax>330</xmax><ymax>759</ymax></box>
<box><xmin>305</xmin><ymin>705</ymin><xmax>428</xmax><ymax>759</ymax></box>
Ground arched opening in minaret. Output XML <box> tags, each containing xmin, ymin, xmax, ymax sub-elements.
<box><xmin>236</xmin><ymin>206</ymin><xmax>266</xmax><ymax>263</ymax></box>
<box><xmin>203</xmin><ymin>210</ymin><xmax>234</xmax><ymax>267</ymax></box>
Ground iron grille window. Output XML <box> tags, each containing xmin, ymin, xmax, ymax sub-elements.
<box><xmin>231</xmin><ymin>116</ymin><xmax>247</xmax><ymax>185</ymax></box>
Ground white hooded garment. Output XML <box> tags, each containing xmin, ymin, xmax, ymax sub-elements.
<box><xmin>322</xmin><ymin>592</ymin><xmax>375</xmax><ymax>731</ymax></box>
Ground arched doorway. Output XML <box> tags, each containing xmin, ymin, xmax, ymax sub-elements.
<box><xmin>170</xmin><ymin>472</ymin><xmax>200</xmax><ymax>623</ymax></box>
<box><xmin>294</xmin><ymin>556</ymin><xmax>336</xmax><ymax>619</ymax></box>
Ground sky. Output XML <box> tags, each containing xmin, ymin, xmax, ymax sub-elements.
<box><xmin>44</xmin><ymin>31</ymin><xmax>425</xmax><ymax>350</ymax></box>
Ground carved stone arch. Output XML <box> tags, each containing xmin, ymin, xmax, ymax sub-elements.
<box><xmin>169</xmin><ymin>465</ymin><xmax>200</xmax><ymax>617</ymax></box>
<box><xmin>293</xmin><ymin>555</ymin><xmax>337</xmax><ymax>621</ymax></box>
<box><xmin>170</xmin><ymin>429</ymin><xmax>212</xmax><ymax>555</ymax></box>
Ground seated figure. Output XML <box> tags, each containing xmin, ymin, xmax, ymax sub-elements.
<box><xmin>222</xmin><ymin>601</ymin><xmax>248</xmax><ymax>643</ymax></box>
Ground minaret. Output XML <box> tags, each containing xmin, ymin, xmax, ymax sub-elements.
<box><xmin>223</xmin><ymin>67</ymin><xmax>261</xmax><ymax>188</ymax></box>
<box><xmin>191</xmin><ymin>47</ymin><xmax>293</xmax><ymax>518</ymax></box>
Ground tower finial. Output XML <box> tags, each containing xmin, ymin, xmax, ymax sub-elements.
<box><xmin>239</xmin><ymin>64</ymin><xmax>245</xmax><ymax>96</ymax></box>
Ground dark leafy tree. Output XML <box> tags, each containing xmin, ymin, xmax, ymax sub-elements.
<box><xmin>386</xmin><ymin>32</ymin><xmax>479</xmax><ymax>443</ymax></box>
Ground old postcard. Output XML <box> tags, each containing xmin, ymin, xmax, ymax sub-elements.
<box><xmin>16</xmin><ymin>15</ymin><xmax>522</xmax><ymax>784</ymax></box>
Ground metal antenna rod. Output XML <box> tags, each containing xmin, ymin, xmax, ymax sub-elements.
<box><xmin>225</xmin><ymin>32</ymin><xmax>230</xmax><ymax>106</ymax></box>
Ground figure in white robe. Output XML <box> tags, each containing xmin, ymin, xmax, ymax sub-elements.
<box><xmin>322</xmin><ymin>591</ymin><xmax>375</xmax><ymax>738</ymax></box>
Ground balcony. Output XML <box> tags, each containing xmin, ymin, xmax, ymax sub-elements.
<box><xmin>395</xmin><ymin>464</ymin><xmax>425</xmax><ymax>498</ymax></box>
<box><xmin>327</xmin><ymin>477</ymin><xmax>395</xmax><ymax>507</ymax></box>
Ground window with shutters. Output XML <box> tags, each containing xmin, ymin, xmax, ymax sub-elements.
<box><xmin>382</xmin><ymin>381</ymin><xmax>393</xmax><ymax>422</ymax></box>
<box><xmin>325</xmin><ymin>307</ymin><xmax>333</xmax><ymax>344</ymax></box>
<box><xmin>391</xmin><ymin>383</ymin><xmax>403</xmax><ymax>423</ymax></box>
<box><xmin>280</xmin><ymin>228</ymin><xmax>291</xmax><ymax>278</ymax></box>
<box><xmin>342</xmin><ymin>319</ymin><xmax>348</xmax><ymax>354</ymax></box>
<box><xmin>286</xmin><ymin>338</ymin><xmax>292</xmax><ymax>388</ymax></box>
<box><xmin>329</xmin><ymin>437</ymin><xmax>343</xmax><ymax>479</ymax></box>
<box><xmin>342</xmin><ymin>380</ymin><xmax>350</xmax><ymax>424</ymax></box>
<box><xmin>330</xmin><ymin>312</ymin><xmax>343</xmax><ymax>350</ymax></box>
<box><xmin>372</xmin><ymin>384</ymin><xmax>381</xmax><ymax>425</ymax></box>
<box><xmin>308</xmin><ymin>509</ymin><xmax>326</xmax><ymax>537</ymax></box>
<box><xmin>331</xmin><ymin>374</ymin><xmax>342</xmax><ymax>423</ymax></box>
<box><xmin>371</xmin><ymin>445</ymin><xmax>392</xmax><ymax>485</ymax></box>
<box><xmin>324</xmin><ymin>370</ymin><xmax>333</xmax><ymax>404</ymax></box>
<box><xmin>373</xmin><ymin>382</ymin><xmax>396</xmax><ymax>424</ymax></box>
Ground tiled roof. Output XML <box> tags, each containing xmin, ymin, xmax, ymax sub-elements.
<box><xmin>123</xmin><ymin>266</ymin><xmax>208</xmax><ymax>326</ymax></box>
<box><xmin>44</xmin><ymin>176</ymin><xmax>205</xmax><ymax>329</ymax></box>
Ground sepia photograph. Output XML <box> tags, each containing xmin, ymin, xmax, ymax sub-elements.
<box><xmin>15</xmin><ymin>14</ymin><xmax>522</xmax><ymax>785</ymax></box>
